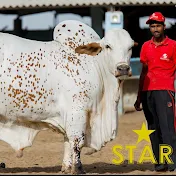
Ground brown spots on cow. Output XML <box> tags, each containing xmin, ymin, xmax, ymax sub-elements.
<box><xmin>65</xmin><ymin>63</ymin><xmax>70</xmax><ymax>72</ymax></box>
<box><xmin>8</xmin><ymin>93</ymin><xmax>12</xmax><ymax>97</ymax></box>
<box><xmin>76</xmin><ymin>70</ymin><xmax>79</xmax><ymax>75</ymax></box>
<box><xmin>19</xmin><ymin>81</ymin><xmax>22</xmax><ymax>87</ymax></box>
<box><xmin>79</xmin><ymin>91</ymin><xmax>89</xmax><ymax>98</ymax></box>
<box><xmin>72</xmin><ymin>89</ymin><xmax>90</xmax><ymax>103</ymax></box>
<box><xmin>54</xmin><ymin>45</ymin><xmax>90</xmax><ymax>88</ymax></box>
<box><xmin>8</xmin><ymin>84</ymin><xmax>12</xmax><ymax>91</ymax></box>
<box><xmin>68</xmin><ymin>56</ymin><xmax>73</xmax><ymax>62</ymax></box>
<box><xmin>0</xmin><ymin>48</ymin><xmax>57</xmax><ymax>114</ymax></box>
<box><xmin>1</xmin><ymin>31</ymin><xmax>93</xmax><ymax>114</ymax></box>
<box><xmin>68</xmin><ymin>41</ymin><xmax>76</xmax><ymax>50</ymax></box>
<box><xmin>8</xmin><ymin>68</ymin><xmax>11</xmax><ymax>73</ymax></box>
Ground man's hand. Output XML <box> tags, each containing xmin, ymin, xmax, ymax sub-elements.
<box><xmin>134</xmin><ymin>98</ymin><xmax>143</xmax><ymax>111</ymax></box>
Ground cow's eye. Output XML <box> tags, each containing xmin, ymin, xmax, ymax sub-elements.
<box><xmin>105</xmin><ymin>45</ymin><xmax>111</xmax><ymax>49</ymax></box>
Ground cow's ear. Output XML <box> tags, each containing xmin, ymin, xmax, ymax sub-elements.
<box><xmin>75</xmin><ymin>42</ymin><xmax>102</xmax><ymax>56</ymax></box>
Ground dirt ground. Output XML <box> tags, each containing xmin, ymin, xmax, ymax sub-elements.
<box><xmin>0</xmin><ymin>111</ymin><xmax>176</xmax><ymax>175</ymax></box>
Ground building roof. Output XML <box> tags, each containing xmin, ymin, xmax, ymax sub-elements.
<box><xmin>0</xmin><ymin>0</ymin><xmax>175</xmax><ymax>9</ymax></box>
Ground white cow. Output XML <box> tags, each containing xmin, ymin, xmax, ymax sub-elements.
<box><xmin>0</xmin><ymin>20</ymin><xmax>136</xmax><ymax>174</ymax></box>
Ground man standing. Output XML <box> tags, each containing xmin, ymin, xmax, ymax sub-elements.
<box><xmin>134</xmin><ymin>12</ymin><xmax>176</xmax><ymax>172</ymax></box>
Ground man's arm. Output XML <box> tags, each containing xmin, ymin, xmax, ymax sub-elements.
<box><xmin>134</xmin><ymin>63</ymin><xmax>148</xmax><ymax>111</ymax></box>
<box><xmin>174</xmin><ymin>42</ymin><xmax>176</xmax><ymax>66</ymax></box>
<box><xmin>137</xmin><ymin>63</ymin><xmax>148</xmax><ymax>100</ymax></box>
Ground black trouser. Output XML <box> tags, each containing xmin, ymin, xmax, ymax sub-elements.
<box><xmin>141</xmin><ymin>90</ymin><xmax>176</xmax><ymax>171</ymax></box>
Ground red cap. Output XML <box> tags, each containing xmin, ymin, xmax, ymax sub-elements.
<box><xmin>146</xmin><ymin>12</ymin><xmax>165</xmax><ymax>24</ymax></box>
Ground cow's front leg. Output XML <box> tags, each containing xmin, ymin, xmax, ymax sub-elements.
<box><xmin>66</xmin><ymin>111</ymin><xmax>86</xmax><ymax>174</ymax></box>
<box><xmin>69</xmin><ymin>135</ymin><xmax>85</xmax><ymax>174</ymax></box>
<box><xmin>61</xmin><ymin>136</ymin><xmax>72</xmax><ymax>173</ymax></box>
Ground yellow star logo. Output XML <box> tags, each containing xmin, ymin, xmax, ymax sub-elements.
<box><xmin>133</xmin><ymin>122</ymin><xmax>155</xmax><ymax>144</ymax></box>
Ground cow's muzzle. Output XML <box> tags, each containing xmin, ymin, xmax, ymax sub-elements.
<box><xmin>115</xmin><ymin>64</ymin><xmax>132</xmax><ymax>78</ymax></box>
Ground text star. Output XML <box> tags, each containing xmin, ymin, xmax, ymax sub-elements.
<box><xmin>133</xmin><ymin>122</ymin><xmax>155</xmax><ymax>144</ymax></box>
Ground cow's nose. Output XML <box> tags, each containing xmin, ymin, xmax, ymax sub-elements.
<box><xmin>117</xmin><ymin>64</ymin><xmax>130</xmax><ymax>72</ymax></box>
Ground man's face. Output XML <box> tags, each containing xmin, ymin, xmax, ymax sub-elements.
<box><xmin>149</xmin><ymin>21</ymin><xmax>166</xmax><ymax>38</ymax></box>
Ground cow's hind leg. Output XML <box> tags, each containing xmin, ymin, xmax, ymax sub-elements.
<box><xmin>61</xmin><ymin>136</ymin><xmax>72</xmax><ymax>173</ymax></box>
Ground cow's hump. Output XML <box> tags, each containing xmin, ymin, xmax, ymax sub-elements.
<box><xmin>53</xmin><ymin>20</ymin><xmax>100</xmax><ymax>49</ymax></box>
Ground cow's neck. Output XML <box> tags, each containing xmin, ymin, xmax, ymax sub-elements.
<box><xmin>88</xmin><ymin>55</ymin><xmax>119</xmax><ymax>150</ymax></box>
<box><xmin>95</xmin><ymin>55</ymin><xmax>119</xmax><ymax>102</ymax></box>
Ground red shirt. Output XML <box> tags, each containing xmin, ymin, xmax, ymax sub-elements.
<box><xmin>140</xmin><ymin>36</ymin><xmax>176</xmax><ymax>91</ymax></box>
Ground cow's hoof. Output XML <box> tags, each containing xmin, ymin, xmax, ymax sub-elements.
<box><xmin>0</xmin><ymin>162</ymin><xmax>5</xmax><ymax>168</ymax></box>
<box><xmin>71</xmin><ymin>164</ymin><xmax>86</xmax><ymax>175</ymax></box>
<box><xmin>16</xmin><ymin>149</ymin><xmax>23</xmax><ymax>158</ymax></box>
<box><xmin>61</xmin><ymin>164</ymin><xmax>71</xmax><ymax>174</ymax></box>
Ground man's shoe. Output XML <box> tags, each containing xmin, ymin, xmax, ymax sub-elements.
<box><xmin>169</xmin><ymin>168</ymin><xmax>176</xmax><ymax>172</ymax></box>
<box><xmin>155</xmin><ymin>164</ymin><xmax>168</xmax><ymax>172</ymax></box>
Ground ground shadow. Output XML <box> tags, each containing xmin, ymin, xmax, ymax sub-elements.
<box><xmin>0</xmin><ymin>160</ymin><xmax>155</xmax><ymax>174</ymax></box>
<box><xmin>84</xmin><ymin>160</ymin><xmax>154</xmax><ymax>174</ymax></box>
<box><xmin>0</xmin><ymin>165</ymin><xmax>61</xmax><ymax>174</ymax></box>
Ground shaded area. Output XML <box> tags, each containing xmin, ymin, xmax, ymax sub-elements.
<box><xmin>0</xmin><ymin>161</ymin><xmax>154</xmax><ymax>174</ymax></box>
<box><xmin>0</xmin><ymin>166</ymin><xmax>61</xmax><ymax>174</ymax></box>
<box><xmin>84</xmin><ymin>161</ymin><xmax>154</xmax><ymax>174</ymax></box>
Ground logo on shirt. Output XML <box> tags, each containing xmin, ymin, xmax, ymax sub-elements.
<box><xmin>160</xmin><ymin>53</ymin><xmax>169</xmax><ymax>61</ymax></box>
